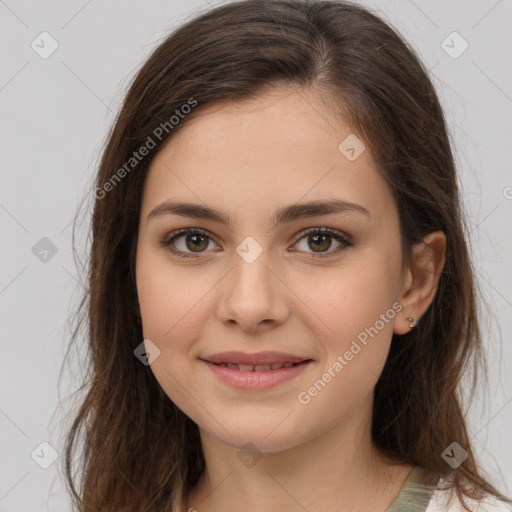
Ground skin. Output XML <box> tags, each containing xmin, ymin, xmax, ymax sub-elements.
<box><xmin>135</xmin><ymin>85</ymin><xmax>446</xmax><ymax>512</ymax></box>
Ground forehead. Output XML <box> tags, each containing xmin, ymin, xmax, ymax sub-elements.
<box><xmin>157</xmin><ymin>87</ymin><xmax>350</xmax><ymax>166</ymax></box>
<box><xmin>141</xmin><ymin>86</ymin><xmax>393</xmax><ymax>223</ymax></box>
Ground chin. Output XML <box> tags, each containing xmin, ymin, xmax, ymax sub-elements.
<box><xmin>202</xmin><ymin>415</ymin><xmax>309</xmax><ymax>454</ymax></box>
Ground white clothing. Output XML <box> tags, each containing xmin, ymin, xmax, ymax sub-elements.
<box><xmin>426</xmin><ymin>483</ymin><xmax>512</xmax><ymax>511</ymax></box>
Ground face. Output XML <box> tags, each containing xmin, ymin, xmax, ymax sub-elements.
<box><xmin>135</xmin><ymin>86</ymin><xmax>407</xmax><ymax>453</ymax></box>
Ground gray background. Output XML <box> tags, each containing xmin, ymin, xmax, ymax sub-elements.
<box><xmin>1</xmin><ymin>0</ymin><xmax>511</xmax><ymax>510</ymax></box>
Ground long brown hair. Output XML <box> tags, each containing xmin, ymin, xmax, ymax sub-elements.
<box><xmin>62</xmin><ymin>1</ymin><xmax>511</xmax><ymax>510</ymax></box>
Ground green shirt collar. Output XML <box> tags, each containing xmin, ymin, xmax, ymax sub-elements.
<box><xmin>385</xmin><ymin>466</ymin><xmax>440</xmax><ymax>512</ymax></box>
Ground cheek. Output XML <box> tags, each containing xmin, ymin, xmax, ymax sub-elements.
<box><xmin>291</xmin><ymin>254</ymin><xmax>402</xmax><ymax>413</ymax></box>
<box><xmin>136</xmin><ymin>250</ymin><xmax>213</xmax><ymax>352</ymax></box>
<box><xmin>136</xmin><ymin>254</ymin><xmax>215</xmax><ymax>421</ymax></box>
<box><xmin>296</xmin><ymin>255</ymin><xmax>400</xmax><ymax>344</ymax></box>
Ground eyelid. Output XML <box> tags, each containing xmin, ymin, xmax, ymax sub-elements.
<box><xmin>293</xmin><ymin>226</ymin><xmax>351</xmax><ymax>244</ymax></box>
<box><xmin>290</xmin><ymin>227</ymin><xmax>352</xmax><ymax>257</ymax></box>
<box><xmin>158</xmin><ymin>227</ymin><xmax>220</xmax><ymax>258</ymax></box>
<box><xmin>160</xmin><ymin>226</ymin><xmax>218</xmax><ymax>247</ymax></box>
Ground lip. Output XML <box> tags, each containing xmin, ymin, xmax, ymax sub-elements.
<box><xmin>202</xmin><ymin>358</ymin><xmax>313</xmax><ymax>390</ymax></box>
<box><xmin>202</xmin><ymin>350</ymin><xmax>309</xmax><ymax>366</ymax></box>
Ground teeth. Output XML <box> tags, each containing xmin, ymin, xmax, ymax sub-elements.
<box><xmin>216</xmin><ymin>362</ymin><xmax>301</xmax><ymax>371</ymax></box>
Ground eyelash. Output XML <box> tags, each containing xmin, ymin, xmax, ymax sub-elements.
<box><xmin>158</xmin><ymin>227</ymin><xmax>353</xmax><ymax>260</ymax></box>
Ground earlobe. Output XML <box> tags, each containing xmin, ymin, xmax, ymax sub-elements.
<box><xmin>393</xmin><ymin>230</ymin><xmax>446</xmax><ymax>335</ymax></box>
<box><xmin>393</xmin><ymin>315</ymin><xmax>418</xmax><ymax>335</ymax></box>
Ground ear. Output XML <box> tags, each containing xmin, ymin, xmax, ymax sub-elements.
<box><xmin>393</xmin><ymin>230</ymin><xmax>446</xmax><ymax>335</ymax></box>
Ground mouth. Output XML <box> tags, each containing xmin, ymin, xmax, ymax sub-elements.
<box><xmin>200</xmin><ymin>352</ymin><xmax>314</xmax><ymax>390</ymax></box>
<box><xmin>202</xmin><ymin>350</ymin><xmax>312</xmax><ymax>367</ymax></box>
<box><xmin>208</xmin><ymin>361</ymin><xmax>308</xmax><ymax>371</ymax></box>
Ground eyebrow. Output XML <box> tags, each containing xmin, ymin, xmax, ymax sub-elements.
<box><xmin>147</xmin><ymin>198</ymin><xmax>370</xmax><ymax>226</ymax></box>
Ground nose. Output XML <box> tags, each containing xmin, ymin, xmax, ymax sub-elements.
<box><xmin>216</xmin><ymin>249</ymin><xmax>290</xmax><ymax>333</ymax></box>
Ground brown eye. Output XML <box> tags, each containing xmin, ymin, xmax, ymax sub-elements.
<box><xmin>307</xmin><ymin>232</ymin><xmax>333</xmax><ymax>252</ymax></box>
<box><xmin>160</xmin><ymin>228</ymin><xmax>219</xmax><ymax>259</ymax></box>
<box><xmin>293</xmin><ymin>227</ymin><xmax>352</xmax><ymax>258</ymax></box>
<box><xmin>183</xmin><ymin>233</ymin><xmax>209</xmax><ymax>252</ymax></box>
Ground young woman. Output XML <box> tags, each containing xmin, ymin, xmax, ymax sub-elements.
<box><xmin>63</xmin><ymin>1</ymin><xmax>512</xmax><ymax>511</ymax></box>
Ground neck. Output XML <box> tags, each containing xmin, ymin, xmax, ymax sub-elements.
<box><xmin>185</xmin><ymin>399</ymin><xmax>412</xmax><ymax>512</ymax></box>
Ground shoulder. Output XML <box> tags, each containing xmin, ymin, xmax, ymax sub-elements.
<box><xmin>426</xmin><ymin>485</ymin><xmax>512</xmax><ymax>512</ymax></box>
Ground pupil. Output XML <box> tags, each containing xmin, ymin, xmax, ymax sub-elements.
<box><xmin>187</xmin><ymin>234</ymin><xmax>208</xmax><ymax>252</ymax></box>
<box><xmin>310</xmin><ymin>233</ymin><xmax>330</xmax><ymax>252</ymax></box>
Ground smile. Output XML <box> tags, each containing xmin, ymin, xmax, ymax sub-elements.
<box><xmin>211</xmin><ymin>361</ymin><xmax>300</xmax><ymax>371</ymax></box>
<box><xmin>203</xmin><ymin>359</ymin><xmax>313</xmax><ymax>390</ymax></box>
